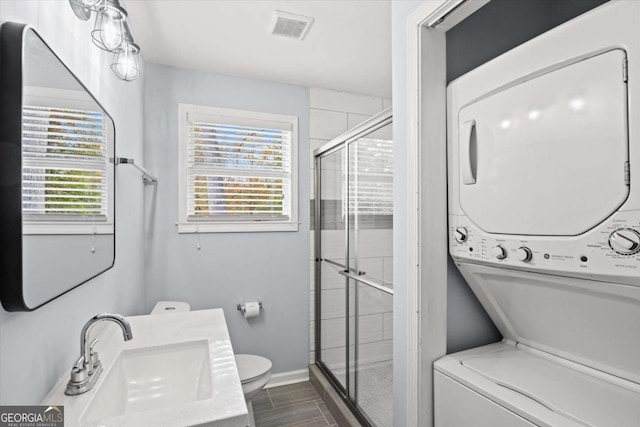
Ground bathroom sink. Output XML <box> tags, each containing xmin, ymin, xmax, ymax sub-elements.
<box><xmin>81</xmin><ymin>340</ymin><xmax>212</xmax><ymax>423</ymax></box>
<box><xmin>43</xmin><ymin>309</ymin><xmax>248</xmax><ymax>427</ymax></box>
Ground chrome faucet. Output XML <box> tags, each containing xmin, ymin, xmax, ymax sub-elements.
<box><xmin>65</xmin><ymin>313</ymin><xmax>133</xmax><ymax>395</ymax></box>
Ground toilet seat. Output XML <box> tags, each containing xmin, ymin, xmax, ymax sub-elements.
<box><xmin>235</xmin><ymin>354</ymin><xmax>272</xmax><ymax>384</ymax></box>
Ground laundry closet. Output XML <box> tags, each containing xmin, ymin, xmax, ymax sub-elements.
<box><xmin>436</xmin><ymin>1</ymin><xmax>640</xmax><ymax>426</ymax></box>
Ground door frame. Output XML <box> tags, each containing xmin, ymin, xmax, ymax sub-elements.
<box><xmin>404</xmin><ymin>1</ymin><xmax>490</xmax><ymax>426</ymax></box>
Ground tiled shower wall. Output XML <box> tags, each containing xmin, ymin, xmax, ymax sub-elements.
<box><xmin>309</xmin><ymin>88</ymin><xmax>391</xmax><ymax>364</ymax></box>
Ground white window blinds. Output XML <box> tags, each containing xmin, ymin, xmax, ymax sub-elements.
<box><xmin>347</xmin><ymin>138</ymin><xmax>393</xmax><ymax>216</ymax></box>
<box><xmin>186</xmin><ymin>114</ymin><xmax>293</xmax><ymax>221</ymax></box>
<box><xmin>22</xmin><ymin>105</ymin><xmax>108</xmax><ymax>220</ymax></box>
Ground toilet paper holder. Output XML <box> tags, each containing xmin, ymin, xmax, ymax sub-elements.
<box><xmin>237</xmin><ymin>301</ymin><xmax>263</xmax><ymax>313</ymax></box>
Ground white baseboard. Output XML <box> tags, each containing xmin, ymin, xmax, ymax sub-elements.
<box><xmin>265</xmin><ymin>368</ymin><xmax>309</xmax><ymax>389</ymax></box>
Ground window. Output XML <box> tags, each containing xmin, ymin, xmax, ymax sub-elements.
<box><xmin>22</xmin><ymin>87</ymin><xmax>114</xmax><ymax>235</ymax></box>
<box><xmin>178</xmin><ymin>104</ymin><xmax>298</xmax><ymax>232</ymax></box>
<box><xmin>347</xmin><ymin>137</ymin><xmax>394</xmax><ymax>217</ymax></box>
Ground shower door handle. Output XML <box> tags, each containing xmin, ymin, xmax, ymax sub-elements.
<box><xmin>339</xmin><ymin>270</ymin><xmax>394</xmax><ymax>295</ymax></box>
<box><xmin>323</xmin><ymin>258</ymin><xmax>365</xmax><ymax>276</ymax></box>
<box><xmin>460</xmin><ymin>120</ymin><xmax>476</xmax><ymax>185</ymax></box>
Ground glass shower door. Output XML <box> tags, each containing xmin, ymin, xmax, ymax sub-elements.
<box><xmin>348</xmin><ymin>123</ymin><xmax>394</xmax><ymax>427</ymax></box>
<box><xmin>317</xmin><ymin>146</ymin><xmax>348</xmax><ymax>390</ymax></box>
<box><xmin>316</xmin><ymin>112</ymin><xmax>393</xmax><ymax>427</ymax></box>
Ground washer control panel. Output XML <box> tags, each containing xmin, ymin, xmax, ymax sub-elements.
<box><xmin>449</xmin><ymin>211</ymin><xmax>640</xmax><ymax>285</ymax></box>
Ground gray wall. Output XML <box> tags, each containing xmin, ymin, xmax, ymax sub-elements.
<box><xmin>0</xmin><ymin>1</ymin><xmax>146</xmax><ymax>404</ymax></box>
<box><xmin>446</xmin><ymin>258</ymin><xmax>500</xmax><ymax>353</ymax></box>
<box><xmin>23</xmin><ymin>235</ymin><xmax>113</xmax><ymax>308</ymax></box>
<box><xmin>143</xmin><ymin>64</ymin><xmax>310</xmax><ymax>375</ymax></box>
<box><xmin>446</xmin><ymin>0</ymin><xmax>608</xmax><ymax>82</ymax></box>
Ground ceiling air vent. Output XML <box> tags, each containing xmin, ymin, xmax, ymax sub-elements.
<box><xmin>271</xmin><ymin>11</ymin><xmax>314</xmax><ymax>40</ymax></box>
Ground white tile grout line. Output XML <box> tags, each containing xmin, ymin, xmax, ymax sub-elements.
<box><xmin>315</xmin><ymin>400</ymin><xmax>332</xmax><ymax>426</ymax></box>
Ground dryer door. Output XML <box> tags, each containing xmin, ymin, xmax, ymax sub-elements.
<box><xmin>457</xmin><ymin>49</ymin><xmax>629</xmax><ymax>236</ymax></box>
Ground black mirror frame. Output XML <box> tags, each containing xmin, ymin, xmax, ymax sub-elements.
<box><xmin>0</xmin><ymin>22</ymin><xmax>116</xmax><ymax>312</ymax></box>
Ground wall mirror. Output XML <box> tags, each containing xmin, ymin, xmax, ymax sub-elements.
<box><xmin>0</xmin><ymin>23</ymin><xmax>115</xmax><ymax>311</ymax></box>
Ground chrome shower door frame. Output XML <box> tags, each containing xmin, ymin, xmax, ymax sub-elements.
<box><xmin>314</xmin><ymin>109</ymin><xmax>393</xmax><ymax>427</ymax></box>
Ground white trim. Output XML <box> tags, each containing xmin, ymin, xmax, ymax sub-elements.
<box><xmin>264</xmin><ymin>368</ymin><xmax>309</xmax><ymax>389</ymax></box>
<box><xmin>405</xmin><ymin>1</ymin><xmax>488</xmax><ymax>426</ymax></box>
<box><xmin>23</xmin><ymin>222</ymin><xmax>113</xmax><ymax>235</ymax></box>
<box><xmin>183</xmin><ymin>104</ymin><xmax>299</xmax><ymax>128</ymax></box>
<box><xmin>177</xmin><ymin>221</ymin><xmax>298</xmax><ymax>233</ymax></box>
<box><xmin>424</xmin><ymin>0</ymin><xmax>490</xmax><ymax>30</ymax></box>
<box><xmin>177</xmin><ymin>103</ymin><xmax>299</xmax><ymax>233</ymax></box>
<box><xmin>23</xmin><ymin>86</ymin><xmax>96</xmax><ymax>108</ymax></box>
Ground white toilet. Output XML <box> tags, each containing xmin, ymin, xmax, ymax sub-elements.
<box><xmin>150</xmin><ymin>301</ymin><xmax>191</xmax><ymax>314</ymax></box>
<box><xmin>235</xmin><ymin>353</ymin><xmax>272</xmax><ymax>400</ymax></box>
<box><xmin>235</xmin><ymin>353</ymin><xmax>272</xmax><ymax>426</ymax></box>
<box><xmin>150</xmin><ymin>302</ymin><xmax>272</xmax><ymax>426</ymax></box>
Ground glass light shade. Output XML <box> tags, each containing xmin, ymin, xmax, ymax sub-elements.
<box><xmin>91</xmin><ymin>3</ymin><xmax>127</xmax><ymax>52</ymax></box>
<box><xmin>110</xmin><ymin>42</ymin><xmax>141</xmax><ymax>81</ymax></box>
<box><xmin>78</xmin><ymin>0</ymin><xmax>104</xmax><ymax>9</ymax></box>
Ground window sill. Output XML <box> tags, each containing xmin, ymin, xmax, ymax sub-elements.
<box><xmin>23</xmin><ymin>222</ymin><xmax>114</xmax><ymax>235</ymax></box>
<box><xmin>177</xmin><ymin>221</ymin><xmax>299</xmax><ymax>233</ymax></box>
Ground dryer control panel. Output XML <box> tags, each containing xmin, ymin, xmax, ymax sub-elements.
<box><xmin>449</xmin><ymin>211</ymin><xmax>640</xmax><ymax>286</ymax></box>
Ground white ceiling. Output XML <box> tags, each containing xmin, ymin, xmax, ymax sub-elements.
<box><xmin>125</xmin><ymin>0</ymin><xmax>391</xmax><ymax>98</ymax></box>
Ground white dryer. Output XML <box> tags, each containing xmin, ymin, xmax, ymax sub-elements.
<box><xmin>437</xmin><ymin>1</ymin><xmax>640</xmax><ymax>426</ymax></box>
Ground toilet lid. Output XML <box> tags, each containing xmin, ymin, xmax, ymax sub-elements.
<box><xmin>235</xmin><ymin>354</ymin><xmax>272</xmax><ymax>384</ymax></box>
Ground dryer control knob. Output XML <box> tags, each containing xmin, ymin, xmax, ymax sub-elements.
<box><xmin>609</xmin><ymin>228</ymin><xmax>640</xmax><ymax>255</ymax></box>
<box><xmin>516</xmin><ymin>247</ymin><xmax>533</xmax><ymax>262</ymax></box>
<box><xmin>491</xmin><ymin>246</ymin><xmax>507</xmax><ymax>260</ymax></box>
<box><xmin>454</xmin><ymin>227</ymin><xmax>468</xmax><ymax>243</ymax></box>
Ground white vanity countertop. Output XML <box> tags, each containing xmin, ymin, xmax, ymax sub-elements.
<box><xmin>42</xmin><ymin>309</ymin><xmax>249</xmax><ymax>427</ymax></box>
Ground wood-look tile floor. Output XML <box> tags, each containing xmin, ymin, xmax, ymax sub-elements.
<box><xmin>254</xmin><ymin>382</ymin><xmax>338</xmax><ymax>427</ymax></box>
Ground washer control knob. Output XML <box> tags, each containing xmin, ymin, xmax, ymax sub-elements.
<box><xmin>516</xmin><ymin>247</ymin><xmax>533</xmax><ymax>262</ymax></box>
<box><xmin>491</xmin><ymin>245</ymin><xmax>507</xmax><ymax>260</ymax></box>
<box><xmin>609</xmin><ymin>228</ymin><xmax>640</xmax><ymax>255</ymax></box>
<box><xmin>454</xmin><ymin>227</ymin><xmax>468</xmax><ymax>244</ymax></box>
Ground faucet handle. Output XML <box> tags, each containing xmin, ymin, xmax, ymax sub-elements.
<box><xmin>89</xmin><ymin>338</ymin><xmax>101</xmax><ymax>370</ymax></box>
<box><xmin>72</xmin><ymin>354</ymin><xmax>85</xmax><ymax>370</ymax></box>
<box><xmin>70</xmin><ymin>356</ymin><xmax>88</xmax><ymax>384</ymax></box>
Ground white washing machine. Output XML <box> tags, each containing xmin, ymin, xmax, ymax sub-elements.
<box><xmin>437</xmin><ymin>1</ymin><xmax>640</xmax><ymax>426</ymax></box>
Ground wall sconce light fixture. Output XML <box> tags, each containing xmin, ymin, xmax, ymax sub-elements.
<box><xmin>91</xmin><ymin>1</ymin><xmax>127</xmax><ymax>52</ymax></box>
<box><xmin>69</xmin><ymin>0</ymin><xmax>141</xmax><ymax>82</ymax></box>
<box><xmin>111</xmin><ymin>39</ymin><xmax>141</xmax><ymax>81</ymax></box>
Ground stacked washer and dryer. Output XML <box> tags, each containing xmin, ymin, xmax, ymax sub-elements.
<box><xmin>436</xmin><ymin>1</ymin><xmax>640</xmax><ymax>426</ymax></box>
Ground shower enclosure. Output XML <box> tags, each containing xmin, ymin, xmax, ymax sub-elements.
<box><xmin>314</xmin><ymin>110</ymin><xmax>393</xmax><ymax>427</ymax></box>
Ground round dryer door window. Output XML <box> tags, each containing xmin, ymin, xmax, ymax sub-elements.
<box><xmin>457</xmin><ymin>49</ymin><xmax>629</xmax><ymax>236</ymax></box>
